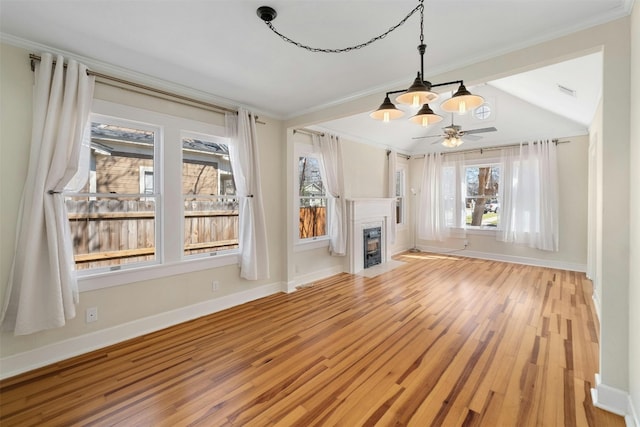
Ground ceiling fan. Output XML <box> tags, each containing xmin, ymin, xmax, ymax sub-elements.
<box><xmin>413</xmin><ymin>119</ymin><xmax>497</xmax><ymax>148</ymax></box>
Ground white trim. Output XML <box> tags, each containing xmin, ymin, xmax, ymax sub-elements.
<box><xmin>286</xmin><ymin>265</ymin><xmax>344</xmax><ymax>293</ymax></box>
<box><xmin>628</xmin><ymin>394</ymin><xmax>639</xmax><ymax>427</ymax></box>
<box><xmin>418</xmin><ymin>245</ymin><xmax>587</xmax><ymax>272</ymax></box>
<box><xmin>591</xmin><ymin>373</ymin><xmax>634</xmax><ymax>421</ymax></box>
<box><xmin>592</xmin><ymin>292</ymin><xmax>602</xmax><ymax>321</ymax></box>
<box><xmin>0</xmin><ymin>282</ymin><xmax>283</xmax><ymax>380</ymax></box>
<box><xmin>294</xmin><ymin>237</ymin><xmax>330</xmax><ymax>253</ymax></box>
<box><xmin>78</xmin><ymin>252</ymin><xmax>239</xmax><ymax>291</ymax></box>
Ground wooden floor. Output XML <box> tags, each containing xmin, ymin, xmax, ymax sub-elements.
<box><xmin>0</xmin><ymin>252</ymin><xmax>625</xmax><ymax>426</ymax></box>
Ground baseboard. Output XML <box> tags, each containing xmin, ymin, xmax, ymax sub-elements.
<box><xmin>591</xmin><ymin>373</ymin><xmax>635</xmax><ymax>424</ymax></box>
<box><xmin>418</xmin><ymin>245</ymin><xmax>587</xmax><ymax>272</ymax></box>
<box><xmin>287</xmin><ymin>265</ymin><xmax>344</xmax><ymax>293</ymax></box>
<box><xmin>0</xmin><ymin>281</ymin><xmax>283</xmax><ymax>380</ymax></box>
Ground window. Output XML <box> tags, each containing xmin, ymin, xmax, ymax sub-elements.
<box><xmin>464</xmin><ymin>164</ymin><xmax>501</xmax><ymax>229</ymax></box>
<box><xmin>395</xmin><ymin>167</ymin><xmax>406</xmax><ymax>225</ymax></box>
<box><xmin>297</xmin><ymin>152</ymin><xmax>327</xmax><ymax>240</ymax></box>
<box><xmin>474</xmin><ymin>104</ymin><xmax>492</xmax><ymax>120</ymax></box>
<box><xmin>65</xmin><ymin>100</ymin><xmax>239</xmax><ymax>283</ymax></box>
<box><xmin>182</xmin><ymin>133</ymin><xmax>238</xmax><ymax>257</ymax></box>
<box><xmin>66</xmin><ymin>118</ymin><xmax>160</xmax><ymax>271</ymax></box>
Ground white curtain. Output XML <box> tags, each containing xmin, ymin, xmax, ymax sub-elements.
<box><xmin>418</xmin><ymin>153</ymin><xmax>467</xmax><ymax>242</ymax></box>
<box><xmin>312</xmin><ymin>133</ymin><xmax>346</xmax><ymax>256</ymax></box>
<box><xmin>387</xmin><ymin>150</ymin><xmax>397</xmax><ymax>244</ymax></box>
<box><xmin>225</xmin><ymin>108</ymin><xmax>270</xmax><ymax>280</ymax></box>
<box><xmin>1</xmin><ymin>53</ymin><xmax>95</xmax><ymax>335</ymax></box>
<box><xmin>498</xmin><ymin>140</ymin><xmax>559</xmax><ymax>251</ymax></box>
<box><xmin>418</xmin><ymin>153</ymin><xmax>446</xmax><ymax>241</ymax></box>
<box><xmin>441</xmin><ymin>152</ymin><xmax>467</xmax><ymax>237</ymax></box>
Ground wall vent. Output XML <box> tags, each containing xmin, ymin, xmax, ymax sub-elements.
<box><xmin>557</xmin><ymin>84</ymin><xmax>576</xmax><ymax>97</ymax></box>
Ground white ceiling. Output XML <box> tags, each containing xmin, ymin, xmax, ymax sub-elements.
<box><xmin>0</xmin><ymin>0</ymin><xmax>630</xmax><ymax>154</ymax></box>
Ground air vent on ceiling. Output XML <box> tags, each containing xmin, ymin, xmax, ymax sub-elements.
<box><xmin>557</xmin><ymin>84</ymin><xmax>576</xmax><ymax>97</ymax></box>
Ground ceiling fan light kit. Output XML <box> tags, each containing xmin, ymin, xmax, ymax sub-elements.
<box><xmin>257</xmin><ymin>0</ymin><xmax>484</xmax><ymax>130</ymax></box>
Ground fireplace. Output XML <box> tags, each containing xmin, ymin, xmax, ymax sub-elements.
<box><xmin>363</xmin><ymin>227</ymin><xmax>382</xmax><ymax>268</ymax></box>
<box><xmin>346</xmin><ymin>198</ymin><xmax>394</xmax><ymax>274</ymax></box>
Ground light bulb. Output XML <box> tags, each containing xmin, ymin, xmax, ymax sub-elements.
<box><xmin>421</xmin><ymin>117</ymin><xmax>429</xmax><ymax>127</ymax></box>
<box><xmin>412</xmin><ymin>95</ymin><xmax>420</xmax><ymax>108</ymax></box>
<box><xmin>458</xmin><ymin>101</ymin><xmax>467</xmax><ymax>114</ymax></box>
<box><xmin>383</xmin><ymin>111</ymin><xmax>390</xmax><ymax>123</ymax></box>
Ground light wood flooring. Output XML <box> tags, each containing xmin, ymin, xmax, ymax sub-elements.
<box><xmin>0</xmin><ymin>252</ymin><xmax>625</xmax><ymax>426</ymax></box>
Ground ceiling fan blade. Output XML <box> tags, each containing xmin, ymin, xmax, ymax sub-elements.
<box><xmin>465</xmin><ymin>134</ymin><xmax>482</xmax><ymax>141</ymax></box>
<box><xmin>412</xmin><ymin>134</ymin><xmax>444</xmax><ymax>140</ymax></box>
<box><xmin>463</xmin><ymin>126</ymin><xmax>497</xmax><ymax>135</ymax></box>
<box><xmin>430</xmin><ymin>138</ymin><xmax>445</xmax><ymax>145</ymax></box>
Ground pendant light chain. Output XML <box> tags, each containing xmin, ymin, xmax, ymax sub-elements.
<box><xmin>262</xmin><ymin>0</ymin><xmax>424</xmax><ymax>53</ymax></box>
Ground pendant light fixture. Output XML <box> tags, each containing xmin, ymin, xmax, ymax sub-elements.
<box><xmin>257</xmin><ymin>0</ymin><xmax>484</xmax><ymax>126</ymax></box>
<box><xmin>440</xmin><ymin>83</ymin><xmax>485</xmax><ymax>114</ymax></box>
<box><xmin>368</xmin><ymin>1</ymin><xmax>484</xmax><ymax>126</ymax></box>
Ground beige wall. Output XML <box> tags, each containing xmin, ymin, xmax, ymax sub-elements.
<box><xmin>0</xmin><ymin>44</ymin><xmax>285</xmax><ymax>360</ymax></box>
<box><xmin>628</xmin><ymin>0</ymin><xmax>640</xmax><ymax>422</ymax></box>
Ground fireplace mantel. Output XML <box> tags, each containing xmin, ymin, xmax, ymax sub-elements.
<box><xmin>346</xmin><ymin>198</ymin><xmax>395</xmax><ymax>274</ymax></box>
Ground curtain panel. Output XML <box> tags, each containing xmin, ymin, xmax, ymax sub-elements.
<box><xmin>418</xmin><ymin>153</ymin><xmax>446</xmax><ymax>241</ymax></box>
<box><xmin>498</xmin><ymin>140</ymin><xmax>559</xmax><ymax>251</ymax></box>
<box><xmin>312</xmin><ymin>133</ymin><xmax>346</xmax><ymax>256</ymax></box>
<box><xmin>225</xmin><ymin>109</ymin><xmax>270</xmax><ymax>280</ymax></box>
<box><xmin>1</xmin><ymin>53</ymin><xmax>95</xmax><ymax>335</ymax></box>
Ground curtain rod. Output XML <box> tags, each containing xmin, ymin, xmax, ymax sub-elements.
<box><xmin>293</xmin><ymin>128</ymin><xmax>324</xmax><ymax>137</ymax></box>
<box><xmin>387</xmin><ymin>150</ymin><xmax>410</xmax><ymax>159</ymax></box>
<box><xmin>410</xmin><ymin>139</ymin><xmax>570</xmax><ymax>159</ymax></box>
<box><xmin>29</xmin><ymin>53</ymin><xmax>265</xmax><ymax>124</ymax></box>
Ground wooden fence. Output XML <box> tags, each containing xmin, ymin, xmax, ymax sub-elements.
<box><xmin>299</xmin><ymin>206</ymin><xmax>326</xmax><ymax>239</ymax></box>
<box><xmin>67</xmin><ymin>201</ymin><xmax>327</xmax><ymax>270</ymax></box>
<box><xmin>67</xmin><ymin>198</ymin><xmax>238</xmax><ymax>270</ymax></box>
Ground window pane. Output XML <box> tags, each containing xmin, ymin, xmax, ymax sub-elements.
<box><xmin>299</xmin><ymin>156</ymin><xmax>325</xmax><ymax>197</ymax></box>
<box><xmin>67</xmin><ymin>195</ymin><xmax>156</xmax><ymax>271</ymax></box>
<box><xmin>182</xmin><ymin>136</ymin><xmax>238</xmax><ymax>256</ymax></box>
<box><xmin>299</xmin><ymin>197</ymin><xmax>327</xmax><ymax>239</ymax></box>
<box><xmin>395</xmin><ymin>169</ymin><xmax>404</xmax><ymax>224</ymax></box>
<box><xmin>89</xmin><ymin>122</ymin><xmax>155</xmax><ymax>195</ymax></box>
<box><xmin>67</xmin><ymin>120</ymin><xmax>158</xmax><ymax>271</ymax></box>
<box><xmin>298</xmin><ymin>154</ymin><xmax>328</xmax><ymax>240</ymax></box>
<box><xmin>465</xmin><ymin>165</ymin><xmax>501</xmax><ymax>228</ymax></box>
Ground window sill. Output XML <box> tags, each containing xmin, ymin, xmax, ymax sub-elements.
<box><xmin>465</xmin><ymin>227</ymin><xmax>499</xmax><ymax>236</ymax></box>
<box><xmin>78</xmin><ymin>252</ymin><xmax>239</xmax><ymax>292</ymax></box>
<box><xmin>294</xmin><ymin>237</ymin><xmax>329</xmax><ymax>252</ymax></box>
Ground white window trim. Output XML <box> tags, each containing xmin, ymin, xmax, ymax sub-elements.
<box><xmin>75</xmin><ymin>100</ymin><xmax>238</xmax><ymax>292</ymax></box>
<box><xmin>294</xmin><ymin>142</ymin><xmax>330</xmax><ymax>249</ymax></box>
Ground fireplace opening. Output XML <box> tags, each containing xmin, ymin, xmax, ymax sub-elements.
<box><xmin>363</xmin><ymin>227</ymin><xmax>382</xmax><ymax>269</ymax></box>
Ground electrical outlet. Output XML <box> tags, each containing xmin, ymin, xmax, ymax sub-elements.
<box><xmin>212</xmin><ymin>280</ymin><xmax>220</xmax><ymax>292</ymax></box>
<box><xmin>463</xmin><ymin>239</ymin><xmax>469</xmax><ymax>247</ymax></box>
<box><xmin>86</xmin><ymin>307</ymin><xmax>98</xmax><ymax>323</ymax></box>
